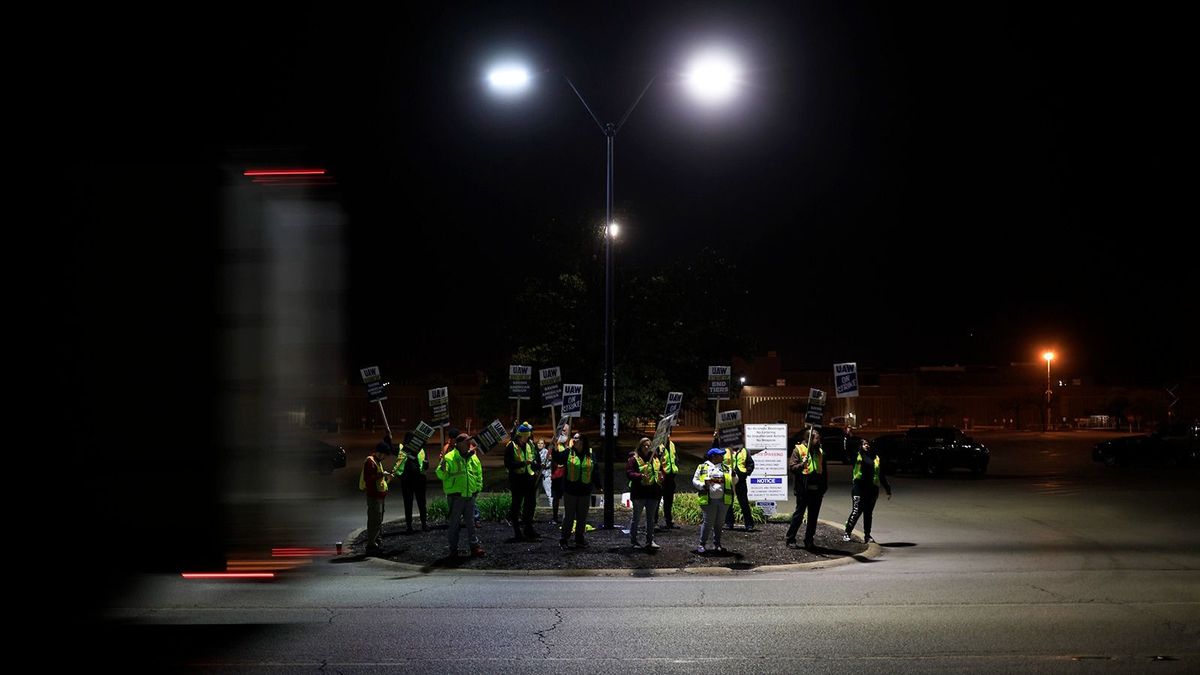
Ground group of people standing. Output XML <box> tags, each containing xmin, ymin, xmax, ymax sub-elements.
<box><xmin>363</xmin><ymin>421</ymin><xmax>892</xmax><ymax>560</ymax></box>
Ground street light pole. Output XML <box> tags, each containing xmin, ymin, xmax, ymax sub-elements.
<box><xmin>561</xmin><ymin>75</ymin><xmax>656</xmax><ymax>529</ymax></box>
<box><xmin>489</xmin><ymin>57</ymin><xmax>739</xmax><ymax>528</ymax></box>
<box><xmin>1043</xmin><ymin>351</ymin><xmax>1055</xmax><ymax>433</ymax></box>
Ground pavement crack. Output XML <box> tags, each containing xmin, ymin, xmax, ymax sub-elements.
<box><xmin>1028</xmin><ymin>584</ymin><xmax>1068</xmax><ymax>601</ymax></box>
<box><xmin>699</xmin><ymin>588</ymin><xmax>706</xmax><ymax>607</ymax></box>
<box><xmin>534</xmin><ymin>608</ymin><xmax>565</xmax><ymax>658</ymax></box>
<box><xmin>324</xmin><ymin>608</ymin><xmax>341</xmax><ymax>625</ymax></box>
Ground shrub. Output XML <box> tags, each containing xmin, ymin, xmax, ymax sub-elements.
<box><xmin>476</xmin><ymin>492</ymin><xmax>513</xmax><ymax>522</ymax></box>
<box><xmin>428</xmin><ymin>497</ymin><xmax>449</xmax><ymax>522</ymax></box>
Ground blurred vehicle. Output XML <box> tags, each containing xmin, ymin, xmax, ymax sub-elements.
<box><xmin>311</xmin><ymin>440</ymin><xmax>347</xmax><ymax>474</ymax></box>
<box><xmin>1092</xmin><ymin>424</ymin><xmax>1199</xmax><ymax>468</ymax></box>
<box><xmin>871</xmin><ymin>427</ymin><xmax>989</xmax><ymax>476</ymax></box>
<box><xmin>814</xmin><ymin>425</ymin><xmax>867</xmax><ymax>464</ymax></box>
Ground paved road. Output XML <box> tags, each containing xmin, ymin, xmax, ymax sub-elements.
<box><xmin>101</xmin><ymin>431</ymin><xmax>1200</xmax><ymax>672</ymax></box>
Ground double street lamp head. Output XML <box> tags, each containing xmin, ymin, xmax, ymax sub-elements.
<box><xmin>485</xmin><ymin>48</ymin><xmax>742</xmax><ymax>104</ymax></box>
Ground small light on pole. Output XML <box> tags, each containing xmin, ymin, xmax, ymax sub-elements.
<box><xmin>607</xmin><ymin>222</ymin><xmax>620</xmax><ymax>239</ymax></box>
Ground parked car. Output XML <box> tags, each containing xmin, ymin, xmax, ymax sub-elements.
<box><xmin>312</xmin><ymin>440</ymin><xmax>347</xmax><ymax>474</ymax></box>
<box><xmin>870</xmin><ymin>427</ymin><xmax>989</xmax><ymax>476</ymax></box>
<box><xmin>1092</xmin><ymin>424</ymin><xmax>1199</xmax><ymax>468</ymax></box>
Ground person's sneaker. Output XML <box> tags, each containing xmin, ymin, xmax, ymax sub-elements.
<box><xmin>558</xmin><ymin>540</ymin><xmax>570</xmax><ymax>551</ymax></box>
<box><xmin>669</xmin><ymin>523</ymin><xmax>681</xmax><ymax>530</ymax></box>
<box><xmin>654</xmin><ymin>526</ymin><xmax>668</xmax><ymax>532</ymax></box>
<box><xmin>630</xmin><ymin>539</ymin><xmax>641</xmax><ymax>548</ymax></box>
<box><xmin>575</xmin><ymin>539</ymin><xmax>589</xmax><ymax>548</ymax></box>
<box><xmin>365</xmin><ymin>547</ymin><xmax>383</xmax><ymax>556</ymax></box>
<box><xmin>471</xmin><ymin>545</ymin><xmax>486</xmax><ymax>557</ymax></box>
<box><xmin>803</xmin><ymin>540</ymin><xmax>816</xmax><ymax>551</ymax></box>
<box><xmin>842</xmin><ymin>532</ymin><xmax>852</xmax><ymax>542</ymax></box>
<box><xmin>864</xmin><ymin>535</ymin><xmax>875</xmax><ymax>544</ymax></box>
<box><xmin>785</xmin><ymin>539</ymin><xmax>797</xmax><ymax>547</ymax></box>
<box><xmin>713</xmin><ymin>545</ymin><xmax>725</xmax><ymax>553</ymax></box>
<box><xmin>744</xmin><ymin>526</ymin><xmax>759</xmax><ymax>532</ymax></box>
<box><xmin>446</xmin><ymin>550</ymin><xmax>461</xmax><ymax>560</ymax></box>
<box><xmin>405</xmin><ymin>526</ymin><xmax>415</xmax><ymax>535</ymax></box>
<box><xmin>646</xmin><ymin>541</ymin><xmax>660</xmax><ymax>550</ymax></box>
<box><xmin>693</xmin><ymin>546</ymin><xmax>706</xmax><ymax>554</ymax></box>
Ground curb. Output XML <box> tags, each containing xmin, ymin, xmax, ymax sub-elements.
<box><xmin>340</xmin><ymin>519</ymin><xmax>885</xmax><ymax>576</ymax></box>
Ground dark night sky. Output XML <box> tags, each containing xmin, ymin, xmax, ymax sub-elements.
<box><xmin>59</xmin><ymin>1</ymin><xmax>1195</xmax><ymax>385</ymax></box>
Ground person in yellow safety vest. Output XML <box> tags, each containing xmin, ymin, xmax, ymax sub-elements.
<box><xmin>693</xmin><ymin>446</ymin><xmax>736</xmax><ymax>554</ymax></box>
<box><xmin>437</xmin><ymin>432</ymin><xmax>485</xmax><ymax>560</ymax></box>
<box><xmin>504</xmin><ymin>421</ymin><xmax>542</xmax><ymax>542</ymax></box>
<box><xmin>843</xmin><ymin>439</ymin><xmax>892</xmax><ymax>544</ymax></box>
<box><xmin>655</xmin><ymin>431</ymin><xmax>681</xmax><ymax>531</ymax></box>
<box><xmin>721</xmin><ymin>434</ymin><xmax>757</xmax><ymax>532</ymax></box>
<box><xmin>786</xmin><ymin>428</ymin><xmax>827</xmax><ymax>550</ymax></box>
<box><xmin>559</xmin><ymin>433</ymin><xmax>602</xmax><ymax>550</ymax></box>
<box><xmin>362</xmin><ymin>435</ymin><xmax>396</xmax><ymax>556</ymax></box>
<box><xmin>395</xmin><ymin>431</ymin><xmax>430</xmax><ymax>534</ymax></box>
<box><xmin>626</xmin><ymin>437</ymin><xmax>664</xmax><ymax>549</ymax></box>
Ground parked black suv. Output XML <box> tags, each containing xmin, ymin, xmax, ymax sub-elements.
<box><xmin>871</xmin><ymin>427</ymin><xmax>989</xmax><ymax>476</ymax></box>
<box><xmin>1093</xmin><ymin>424</ymin><xmax>1199</xmax><ymax>468</ymax></box>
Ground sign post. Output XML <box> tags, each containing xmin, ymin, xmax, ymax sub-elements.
<box><xmin>708</xmin><ymin>366</ymin><xmax>732</xmax><ymax>432</ymax></box>
<box><xmin>510</xmin><ymin>365</ymin><xmax>532</xmax><ymax>423</ymax></box>
<box><xmin>359</xmin><ymin>366</ymin><xmax>391</xmax><ymax>436</ymax></box>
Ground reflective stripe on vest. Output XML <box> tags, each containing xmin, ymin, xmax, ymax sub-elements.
<box><xmin>635</xmin><ymin>455</ymin><xmax>661</xmax><ymax>486</ymax></box>
<box><xmin>698</xmin><ymin>462</ymin><xmax>734</xmax><ymax>505</ymax></box>
<box><xmin>512</xmin><ymin>441</ymin><xmax>535</xmax><ymax>475</ymax></box>
<box><xmin>794</xmin><ymin>443</ymin><xmax>822</xmax><ymax>475</ymax></box>
<box><xmin>566</xmin><ymin>449</ymin><xmax>593</xmax><ymax>483</ymax></box>
<box><xmin>661</xmin><ymin>441</ymin><xmax>678</xmax><ymax>474</ymax></box>
<box><xmin>853</xmin><ymin>453</ymin><xmax>881</xmax><ymax>486</ymax></box>
<box><xmin>724</xmin><ymin>448</ymin><xmax>747</xmax><ymax>473</ymax></box>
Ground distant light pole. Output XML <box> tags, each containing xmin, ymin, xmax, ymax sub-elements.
<box><xmin>1043</xmin><ymin>351</ymin><xmax>1055</xmax><ymax>432</ymax></box>
<box><xmin>487</xmin><ymin>48</ymin><xmax>741</xmax><ymax>528</ymax></box>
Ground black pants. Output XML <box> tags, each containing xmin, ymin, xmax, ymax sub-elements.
<box><xmin>725</xmin><ymin>474</ymin><xmax>752</xmax><ymax>528</ymax></box>
<box><xmin>785</xmin><ymin>478</ymin><xmax>825</xmax><ymax>545</ymax></box>
<box><xmin>509</xmin><ymin>474</ymin><xmax>538</xmax><ymax>536</ymax></box>
<box><xmin>845</xmin><ymin>485</ymin><xmax>879</xmax><ymax>537</ymax></box>
<box><xmin>401</xmin><ymin>475</ymin><xmax>427</xmax><ymax>528</ymax></box>
<box><xmin>660</xmin><ymin>473</ymin><xmax>677</xmax><ymax>526</ymax></box>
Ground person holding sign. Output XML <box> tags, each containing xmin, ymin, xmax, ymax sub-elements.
<box><xmin>842</xmin><ymin>439</ymin><xmax>892</xmax><ymax>544</ymax></box>
<box><xmin>437</xmin><ymin>433</ymin><xmax>485</xmax><ymax>559</ymax></box>
<box><xmin>361</xmin><ymin>436</ymin><xmax>396</xmax><ymax>556</ymax></box>
<box><xmin>550</xmin><ymin>422</ymin><xmax>570</xmax><ymax>525</ymax></box>
<box><xmin>655</xmin><ymin>431</ymin><xmax>681</xmax><ymax>531</ymax></box>
<box><xmin>504</xmin><ymin>421</ymin><xmax>542</xmax><ymax>541</ymax></box>
<box><xmin>626</xmin><ymin>437</ymin><xmax>664</xmax><ymax>549</ymax></box>
<box><xmin>396</xmin><ymin>431</ymin><xmax>429</xmax><ymax>533</ymax></box>
<box><xmin>722</xmin><ymin>436</ymin><xmax>757</xmax><ymax>532</ymax></box>
<box><xmin>559</xmin><ymin>433</ymin><xmax>601</xmax><ymax>550</ymax></box>
<box><xmin>693</xmin><ymin>446</ymin><xmax>735</xmax><ymax>554</ymax></box>
<box><xmin>785</xmin><ymin>429</ymin><xmax>827</xmax><ymax>550</ymax></box>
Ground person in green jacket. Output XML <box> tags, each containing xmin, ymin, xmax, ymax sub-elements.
<box><xmin>436</xmin><ymin>432</ymin><xmax>485</xmax><ymax>559</ymax></box>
